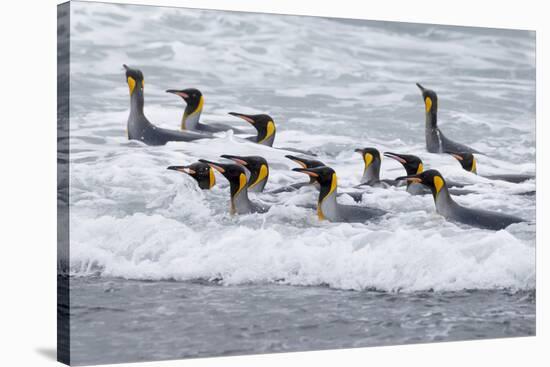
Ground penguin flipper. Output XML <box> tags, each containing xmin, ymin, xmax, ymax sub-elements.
<box><xmin>483</xmin><ymin>174</ymin><xmax>535</xmax><ymax>184</ymax></box>
<box><xmin>338</xmin><ymin>205</ymin><xmax>387</xmax><ymax>223</ymax></box>
<box><xmin>338</xmin><ymin>191</ymin><xmax>364</xmax><ymax>203</ymax></box>
<box><xmin>448</xmin><ymin>188</ymin><xmax>477</xmax><ymax>196</ymax></box>
<box><xmin>449</xmin><ymin>204</ymin><xmax>524</xmax><ymax>230</ymax></box>
<box><xmin>439</xmin><ymin>131</ymin><xmax>482</xmax><ymax>154</ymax></box>
<box><xmin>252</xmin><ymin>201</ymin><xmax>270</xmax><ymax>213</ymax></box>
<box><xmin>156</xmin><ymin>127</ymin><xmax>212</xmax><ymax>142</ymax></box>
<box><xmin>445</xmin><ymin>179</ymin><xmax>469</xmax><ymax>189</ymax></box>
<box><xmin>266</xmin><ymin>182</ymin><xmax>311</xmax><ymax>194</ymax></box>
<box><xmin>199</xmin><ymin>122</ymin><xmax>249</xmax><ymax>134</ymax></box>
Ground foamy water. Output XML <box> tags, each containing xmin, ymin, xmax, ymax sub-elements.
<box><xmin>67</xmin><ymin>2</ymin><xmax>535</xmax><ymax>293</ymax></box>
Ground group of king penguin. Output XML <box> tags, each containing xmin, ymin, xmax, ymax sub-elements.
<box><xmin>124</xmin><ymin>65</ymin><xmax>534</xmax><ymax>230</ymax></box>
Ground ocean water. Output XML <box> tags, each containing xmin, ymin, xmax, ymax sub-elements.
<box><xmin>64</xmin><ymin>2</ymin><xmax>535</xmax><ymax>365</ymax></box>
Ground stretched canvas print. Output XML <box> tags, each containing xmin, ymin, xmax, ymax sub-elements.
<box><xmin>57</xmin><ymin>1</ymin><xmax>536</xmax><ymax>365</ymax></box>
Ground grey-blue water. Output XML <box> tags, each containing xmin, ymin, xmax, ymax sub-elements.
<box><xmin>63</xmin><ymin>2</ymin><xmax>535</xmax><ymax>365</ymax></box>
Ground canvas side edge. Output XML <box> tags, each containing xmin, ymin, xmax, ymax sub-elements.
<box><xmin>57</xmin><ymin>1</ymin><xmax>71</xmax><ymax>365</ymax></box>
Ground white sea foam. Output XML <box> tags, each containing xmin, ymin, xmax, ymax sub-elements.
<box><xmin>67</xmin><ymin>2</ymin><xmax>535</xmax><ymax>291</ymax></box>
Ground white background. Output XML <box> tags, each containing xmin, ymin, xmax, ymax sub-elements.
<box><xmin>0</xmin><ymin>0</ymin><xmax>546</xmax><ymax>366</ymax></box>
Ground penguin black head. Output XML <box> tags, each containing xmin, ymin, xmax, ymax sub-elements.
<box><xmin>166</xmin><ymin>88</ymin><xmax>203</xmax><ymax>111</ymax></box>
<box><xmin>199</xmin><ymin>159</ymin><xmax>248</xmax><ymax>197</ymax></box>
<box><xmin>286</xmin><ymin>155</ymin><xmax>326</xmax><ymax>184</ymax></box>
<box><xmin>354</xmin><ymin>147</ymin><xmax>381</xmax><ymax>170</ymax></box>
<box><xmin>293</xmin><ymin>166</ymin><xmax>338</xmax><ymax>201</ymax></box>
<box><xmin>447</xmin><ymin>152</ymin><xmax>477</xmax><ymax>174</ymax></box>
<box><xmin>220</xmin><ymin>154</ymin><xmax>269</xmax><ymax>190</ymax></box>
<box><xmin>228</xmin><ymin>112</ymin><xmax>276</xmax><ymax>145</ymax></box>
<box><xmin>383</xmin><ymin>152</ymin><xmax>424</xmax><ymax>176</ymax></box>
<box><xmin>416</xmin><ymin>83</ymin><xmax>438</xmax><ymax>114</ymax></box>
<box><xmin>396</xmin><ymin>169</ymin><xmax>446</xmax><ymax>199</ymax></box>
<box><xmin>285</xmin><ymin>155</ymin><xmax>325</xmax><ymax>169</ymax></box>
<box><xmin>167</xmin><ymin>162</ymin><xmax>215</xmax><ymax>190</ymax></box>
<box><xmin>123</xmin><ymin>64</ymin><xmax>144</xmax><ymax>96</ymax></box>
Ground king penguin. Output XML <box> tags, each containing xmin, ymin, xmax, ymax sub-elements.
<box><xmin>166</xmin><ymin>88</ymin><xmax>247</xmax><ymax>133</ymax></box>
<box><xmin>228</xmin><ymin>112</ymin><xmax>316</xmax><ymax>155</ymax></box>
<box><xmin>167</xmin><ymin>161</ymin><xmax>216</xmax><ymax>190</ymax></box>
<box><xmin>448</xmin><ymin>152</ymin><xmax>535</xmax><ymax>184</ymax></box>
<box><xmin>220</xmin><ymin>154</ymin><xmax>269</xmax><ymax>193</ymax></box>
<box><xmin>228</xmin><ymin>112</ymin><xmax>276</xmax><ymax>146</ymax></box>
<box><xmin>416</xmin><ymin>83</ymin><xmax>481</xmax><ymax>154</ymax></box>
<box><xmin>354</xmin><ymin>148</ymin><xmax>401</xmax><ymax>187</ymax></box>
<box><xmin>383</xmin><ymin>152</ymin><xmax>426</xmax><ymax>195</ymax></box>
<box><xmin>397</xmin><ymin>169</ymin><xmax>525</xmax><ymax>230</ymax></box>
<box><xmin>124</xmin><ymin>65</ymin><xmax>211</xmax><ymax>146</ymax></box>
<box><xmin>199</xmin><ymin>159</ymin><xmax>269</xmax><ymax>215</ymax></box>
<box><xmin>293</xmin><ymin>166</ymin><xmax>387</xmax><ymax>223</ymax></box>
<box><xmin>383</xmin><ymin>151</ymin><xmax>474</xmax><ymax>195</ymax></box>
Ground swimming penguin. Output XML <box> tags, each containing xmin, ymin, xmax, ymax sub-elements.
<box><xmin>220</xmin><ymin>154</ymin><xmax>269</xmax><ymax>193</ymax></box>
<box><xmin>448</xmin><ymin>152</ymin><xmax>535</xmax><ymax>183</ymax></box>
<box><xmin>382</xmin><ymin>151</ymin><xmax>471</xmax><ymax>196</ymax></box>
<box><xmin>397</xmin><ymin>169</ymin><xmax>525</xmax><ymax>230</ymax></box>
<box><xmin>228</xmin><ymin>112</ymin><xmax>276</xmax><ymax>146</ymax></box>
<box><xmin>266</xmin><ymin>155</ymin><xmax>326</xmax><ymax>194</ymax></box>
<box><xmin>166</xmin><ymin>88</ymin><xmax>247</xmax><ymax>133</ymax></box>
<box><xmin>166</xmin><ymin>162</ymin><xmax>216</xmax><ymax>190</ymax></box>
<box><xmin>383</xmin><ymin>152</ymin><xmax>426</xmax><ymax>194</ymax></box>
<box><xmin>354</xmin><ymin>148</ymin><xmax>400</xmax><ymax>187</ymax></box>
<box><xmin>123</xmin><ymin>65</ymin><xmax>211</xmax><ymax>146</ymax></box>
<box><xmin>199</xmin><ymin>159</ymin><xmax>269</xmax><ymax>215</ymax></box>
<box><xmin>416</xmin><ymin>83</ymin><xmax>481</xmax><ymax>154</ymax></box>
<box><xmin>228</xmin><ymin>112</ymin><xmax>316</xmax><ymax>155</ymax></box>
<box><xmin>293</xmin><ymin>166</ymin><xmax>387</xmax><ymax>223</ymax></box>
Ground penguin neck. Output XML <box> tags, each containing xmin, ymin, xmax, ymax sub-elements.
<box><xmin>425</xmin><ymin>109</ymin><xmax>438</xmax><ymax>128</ymax></box>
<box><xmin>182</xmin><ymin>98</ymin><xmax>203</xmax><ymax>130</ymax></box>
<box><xmin>256</xmin><ymin>121</ymin><xmax>276</xmax><ymax>146</ymax></box>
<box><xmin>130</xmin><ymin>88</ymin><xmax>145</xmax><ymax>117</ymax></box>
<box><xmin>230</xmin><ymin>182</ymin><xmax>252</xmax><ymax>214</ymax></box>
<box><xmin>317</xmin><ymin>175</ymin><xmax>338</xmax><ymax>221</ymax></box>
<box><xmin>433</xmin><ymin>185</ymin><xmax>457</xmax><ymax>217</ymax></box>
<box><xmin>361</xmin><ymin>161</ymin><xmax>381</xmax><ymax>184</ymax></box>
<box><xmin>247</xmin><ymin>165</ymin><xmax>269</xmax><ymax>193</ymax></box>
<box><xmin>196</xmin><ymin>175</ymin><xmax>211</xmax><ymax>190</ymax></box>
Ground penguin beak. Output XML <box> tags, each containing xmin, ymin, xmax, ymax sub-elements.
<box><xmin>384</xmin><ymin>152</ymin><xmax>407</xmax><ymax>164</ymax></box>
<box><xmin>199</xmin><ymin>159</ymin><xmax>228</xmax><ymax>174</ymax></box>
<box><xmin>220</xmin><ymin>154</ymin><xmax>248</xmax><ymax>166</ymax></box>
<box><xmin>123</xmin><ymin>64</ymin><xmax>130</xmax><ymax>71</ymax></box>
<box><xmin>396</xmin><ymin>174</ymin><xmax>423</xmax><ymax>184</ymax></box>
<box><xmin>167</xmin><ymin>165</ymin><xmax>195</xmax><ymax>175</ymax></box>
<box><xmin>354</xmin><ymin>148</ymin><xmax>365</xmax><ymax>154</ymax></box>
<box><xmin>416</xmin><ymin>83</ymin><xmax>425</xmax><ymax>92</ymax></box>
<box><xmin>166</xmin><ymin>90</ymin><xmax>189</xmax><ymax>99</ymax></box>
<box><xmin>292</xmin><ymin>167</ymin><xmax>319</xmax><ymax>178</ymax></box>
<box><xmin>285</xmin><ymin>155</ymin><xmax>308</xmax><ymax>168</ymax></box>
<box><xmin>228</xmin><ymin>112</ymin><xmax>255</xmax><ymax>124</ymax></box>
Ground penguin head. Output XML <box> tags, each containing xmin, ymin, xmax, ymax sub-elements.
<box><xmin>397</xmin><ymin>169</ymin><xmax>447</xmax><ymax>199</ymax></box>
<box><xmin>383</xmin><ymin>152</ymin><xmax>424</xmax><ymax>176</ymax></box>
<box><xmin>447</xmin><ymin>152</ymin><xmax>477</xmax><ymax>174</ymax></box>
<box><xmin>166</xmin><ymin>88</ymin><xmax>203</xmax><ymax>112</ymax></box>
<box><xmin>416</xmin><ymin>83</ymin><xmax>438</xmax><ymax>114</ymax></box>
<box><xmin>123</xmin><ymin>64</ymin><xmax>144</xmax><ymax>96</ymax></box>
<box><xmin>293</xmin><ymin>166</ymin><xmax>338</xmax><ymax>200</ymax></box>
<box><xmin>286</xmin><ymin>155</ymin><xmax>326</xmax><ymax>184</ymax></box>
<box><xmin>199</xmin><ymin>159</ymin><xmax>248</xmax><ymax>198</ymax></box>
<box><xmin>220</xmin><ymin>154</ymin><xmax>269</xmax><ymax>190</ymax></box>
<box><xmin>167</xmin><ymin>162</ymin><xmax>215</xmax><ymax>190</ymax></box>
<box><xmin>355</xmin><ymin>147</ymin><xmax>381</xmax><ymax>171</ymax></box>
<box><xmin>285</xmin><ymin>155</ymin><xmax>325</xmax><ymax>169</ymax></box>
<box><xmin>228</xmin><ymin>112</ymin><xmax>276</xmax><ymax>145</ymax></box>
